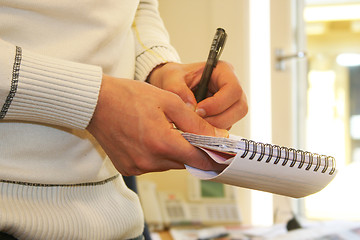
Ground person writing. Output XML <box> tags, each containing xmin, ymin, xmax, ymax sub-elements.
<box><xmin>0</xmin><ymin>0</ymin><xmax>248</xmax><ymax>239</ymax></box>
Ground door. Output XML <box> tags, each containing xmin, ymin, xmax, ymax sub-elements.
<box><xmin>270</xmin><ymin>0</ymin><xmax>307</xmax><ymax>223</ymax></box>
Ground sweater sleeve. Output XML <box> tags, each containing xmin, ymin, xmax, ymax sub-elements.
<box><xmin>0</xmin><ymin>39</ymin><xmax>102</xmax><ymax>129</ymax></box>
<box><xmin>133</xmin><ymin>0</ymin><xmax>181</xmax><ymax>81</ymax></box>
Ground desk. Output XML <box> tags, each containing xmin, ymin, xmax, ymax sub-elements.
<box><xmin>152</xmin><ymin>221</ymin><xmax>360</xmax><ymax>240</ymax></box>
<box><xmin>153</xmin><ymin>226</ymin><xmax>242</xmax><ymax>240</ymax></box>
<box><xmin>158</xmin><ymin>231</ymin><xmax>172</xmax><ymax>240</ymax></box>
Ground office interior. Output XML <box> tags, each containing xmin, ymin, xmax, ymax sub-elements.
<box><xmin>137</xmin><ymin>0</ymin><xmax>360</xmax><ymax>239</ymax></box>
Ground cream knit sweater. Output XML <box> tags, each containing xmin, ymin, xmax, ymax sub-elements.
<box><xmin>0</xmin><ymin>0</ymin><xmax>180</xmax><ymax>239</ymax></box>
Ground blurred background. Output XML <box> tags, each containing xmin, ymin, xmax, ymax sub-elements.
<box><xmin>136</xmin><ymin>0</ymin><xmax>360</xmax><ymax>238</ymax></box>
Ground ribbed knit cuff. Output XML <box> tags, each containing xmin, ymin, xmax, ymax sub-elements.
<box><xmin>135</xmin><ymin>45</ymin><xmax>181</xmax><ymax>81</ymax></box>
<box><xmin>4</xmin><ymin>48</ymin><xmax>102</xmax><ymax>129</ymax></box>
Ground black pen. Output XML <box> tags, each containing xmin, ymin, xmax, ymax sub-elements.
<box><xmin>195</xmin><ymin>28</ymin><xmax>227</xmax><ymax>103</ymax></box>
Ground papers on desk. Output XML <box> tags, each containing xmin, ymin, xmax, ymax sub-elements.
<box><xmin>169</xmin><ymin>220</ymin><xmax>360</xmax><ymax>240</ymax></box>
<box><xmin>170</xmin><ymin>226</ymin><xmax>248</xmax><ymax>240</ymax></box>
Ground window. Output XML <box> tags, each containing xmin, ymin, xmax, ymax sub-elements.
<box><xmin>303</xmin><ymin>1</ymin><xmax>360</xmax><ymax>220</ymax></box>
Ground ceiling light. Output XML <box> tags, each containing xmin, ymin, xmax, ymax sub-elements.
<box><xmin>336</xmin><ymin>53</ymin><xmax>360</xmax><ymax>66</ymax></box>
<box><xmin>304</xmin><ymin>4</ymin><xmax>360</xmax><ymax>22</ymax></box>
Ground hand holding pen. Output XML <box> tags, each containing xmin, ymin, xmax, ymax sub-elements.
<box><xmin>88</xmin><ymin>28</ymin><xmax>248</xmax><ymax>175</ymax></box>
<box><xmin>147</xmin><ymin>28</ymin><xmax>248</xmax><ymax>130</ymax></box>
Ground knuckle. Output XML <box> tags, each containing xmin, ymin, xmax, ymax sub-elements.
<box><xmin>171</xmin><ymin>91</ymin><xmax>184</xmax><ymax>103</ymax></box>
<box><xmin>161</xmin><ymin>89</ymin><xmax>181</xmax><ymax>103</ymax></box>
<box><xmin>196</xmin><ymin>121</ymin><xmax>215</xmax><ymax>136</ymax></box>
<box><xmin>233</xmin><ymin>101</ymin><xmax>247</xmax><ymax>120</ymax></box>
<box><xmin>117</xmin><ymin>159</ymin><xmax>143</xmax><ymax>176</ymax></box>
<box><xmin>218</xmin><ymin>60</ymin><xmax>234</xmax><ymax>71</ymax></box>
<box><xmin>151</xmin><ymin>141</ymin><xmax>170</xmax><ymax>156</ymax></box>
<box><xmin>132</xmin><ymin>157</ymin><xmax>152</xmax><ymax>174</ymax></box>
<box><xmin>122</xmin><ymin>156</ymin><xmax>154</xmax><ymax>175</ymax></box>
<box><xmin>142</xmin><ymin>135</ymin><xmax>171</xmax><ymax>158</ymax></box>
<box><xmin>239</xmin><ymin>95</ymin><xmax>249</xmax><ymax>118</ymax></box>
<box><xmin>242</xmin><ymin>103</ymin><xmax>249</xmax><ymax>117</ymax></box>
<box><xmin>167</xmin><ymin>83</ymin><xmax>183</xmax><ymax>94</ymax></box>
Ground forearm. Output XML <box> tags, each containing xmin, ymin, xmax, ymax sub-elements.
<box><xmin>0</xmin><ymin>39</ymin><xmax>102</xmax><ymax>129</ymax></box>
<box><xmin>133</xmin><ymin>0</ymin><xmax>181</xmax><ymax>81</ymax></box>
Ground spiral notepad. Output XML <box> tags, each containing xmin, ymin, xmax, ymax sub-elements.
<box><xmin>182</xmin><ymin>132</ymin><xmax>337</xmax><ymax>198</ymax></box>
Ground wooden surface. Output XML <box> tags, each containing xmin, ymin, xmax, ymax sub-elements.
<box><xmin>158</xmin><ymin>231</ymin><xmax>172</xmax><ymax>240</ymax></box>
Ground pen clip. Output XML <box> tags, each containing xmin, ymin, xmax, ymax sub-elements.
<box><xmin>208</xmin><ymin>28</ymin><xmax>227</xmax><ymax>66</ymax></box>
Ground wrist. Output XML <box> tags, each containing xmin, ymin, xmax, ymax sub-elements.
<box><xmin>146</xmin><ymin>63</ymin><xmax>167</xmax><ymax>86</ymax></box>
<box><xmin>147</xmin><ymin>62</ymin><xmax>181</xmax><ymax>87</ymax></box>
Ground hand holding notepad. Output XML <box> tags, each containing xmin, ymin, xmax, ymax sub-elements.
<box><xmin>182</xmin><ymin>132</ymin><xmax>337</xmax><ymax>198</ymax></box>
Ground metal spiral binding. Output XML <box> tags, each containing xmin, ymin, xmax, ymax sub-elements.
<box><xmin>240</xmin><ymin>138</ymin><xmax>336</xmax><ymax>175</ymax></box>
<box><xmin>305</xmin><ymin>152</ymin><xmax>313</xmax><ymax>171</ymax></box>
<box><xmin>257</xmin><ymin>142</ymin><xmax>266</xmax><ymax>162</ymax></box>
<box><xmin>289</xmin><ymin>148</ymin><xmax>297</xmax><ymax>167</ymax></box>
<box><xmin>265</xmin><ymin>143</ymin><xmax>273</xmax><ymax>163</ymax></box>
<box><xmin>248</xmin><ymin>140</ymin><xmax>257</xmax><ymax>160</ymax></box>
<box><xmin>273</xmin><ymin>145</ymin><xmax>281</xmax><ymax>164</ymax></box>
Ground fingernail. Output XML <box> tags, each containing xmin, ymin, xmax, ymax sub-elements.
<box><xmin>195</xmin><ymin>108</ymin><xmax>206</xmax><ymax>117</ymax></box>
<box><xmin>215</xmin><ymin>128</ymin><xmax>229</xmax><ymax>138</ymax></box>
<box><xmin>186</xmin><ymin>102</ymin><xmax>196</xmax><ymax>111</ymax></box>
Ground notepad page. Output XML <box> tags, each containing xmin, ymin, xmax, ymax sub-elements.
<box><xmin>182</xmin><ymin>133</ymin><xmax>337</xmax><ymax>198</ymax></box>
